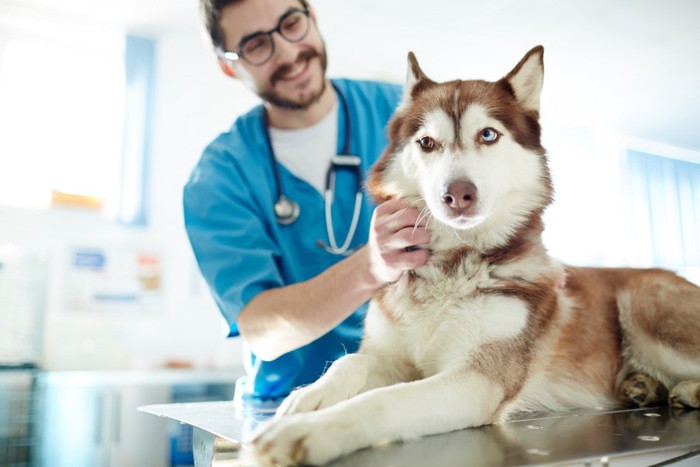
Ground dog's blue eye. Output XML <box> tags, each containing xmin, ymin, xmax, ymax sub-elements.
<box><xmin>481</xmin><ymin>128</ymin><xmax>499</xmax><ymax>143</ymax></box>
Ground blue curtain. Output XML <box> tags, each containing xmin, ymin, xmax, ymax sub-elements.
<box><xmin>118</xmin><ymin>35</ymin><xmax>156</xmax><ymax>226</ymax></box>
<box><xmin>626</xmin><ymin>150</ymin><xmax>700</xmax><ymax>268</ymax></box>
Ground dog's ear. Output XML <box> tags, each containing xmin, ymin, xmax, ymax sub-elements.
<box><xmin>398</xmin><ymin>52</ymin><xmax>434</xmax><ymax>109</ymax></box>
<box><xmin>406</xmin><ymin>52</ymin><xmax>427</xmax><ymax>91</ymax></box>
<box><xmin>504</xmin><ymin>45</ymin><xmax>544</xmax><ymax>112</ymax></box>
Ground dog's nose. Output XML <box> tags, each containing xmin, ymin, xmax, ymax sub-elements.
<box><xmin>441</xmin><ymin>181</ymin><xmax>477</xmax><ymax>213</ymax></box>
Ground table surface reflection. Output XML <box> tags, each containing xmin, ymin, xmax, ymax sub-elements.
<box><xmin>139</xmin><ymin>401</ymin><xmax>700</xmax><ymax>466</ymax></box>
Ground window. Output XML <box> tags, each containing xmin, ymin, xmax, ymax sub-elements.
<box><xmin>0</xmin><ymin>12</ymin><xmax>154</xmax><ymax>225</ymax></box>
<box><xmin>624</xmin><ymin>145</ymin><xmax>700</xmax><ymax>271</ymax></box>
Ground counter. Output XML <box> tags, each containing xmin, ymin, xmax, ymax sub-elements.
<box><xmin>139</xmin><ymin>401</ymin><xmax>700</xmax><ymax>466</ymax></box>
<box><xmin>26</xmin><ymin>368</ymin><xmax>242</xmax><ymax>467</ymax></box>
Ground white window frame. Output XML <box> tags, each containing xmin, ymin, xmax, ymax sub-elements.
<box><xmin>620</xmin><ymin>137</ymin><xmax>700</xmax><ymax>280</ymax></box>
<box><xmin>0</xmin><ymin>7</ymin><xmax>154</xmax><ymax>226</ymax></box>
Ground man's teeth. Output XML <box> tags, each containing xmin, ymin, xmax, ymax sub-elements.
<box><xmin>282</xmin><ymin>61</ymin><xmax>306</xmax><ymax>79</ymax></box>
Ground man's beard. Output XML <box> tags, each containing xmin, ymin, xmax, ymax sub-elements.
<box><xmin>260</xmin><ymin>45</ymin><xmax>328</xmax><ymax>111</ymax></box>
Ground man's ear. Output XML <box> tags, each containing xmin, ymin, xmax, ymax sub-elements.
<box><xmin>217</xmin><ymin>58</ymin><xmax>237</xmax><ymax>78</ymax></box>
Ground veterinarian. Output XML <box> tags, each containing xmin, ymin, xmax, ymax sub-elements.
<box><xmin>184</xmin><ymin>0</ymin><xmax>431</xmax><ymax>405</ymax></box>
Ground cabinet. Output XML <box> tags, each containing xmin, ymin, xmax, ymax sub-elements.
<box><xmin>0</xmin><ymin>368</ymin><xmax>38</xmax><ymax>467</ymax></box>
<box><xmin>32</xmin><ymin>370</ymin><xmax>239</xmax><ymax>467</ymax></box>
<box><xmin>35</xmin><ymin>375</ymin><xmax>169</xmax><ymax>467</ymax></box>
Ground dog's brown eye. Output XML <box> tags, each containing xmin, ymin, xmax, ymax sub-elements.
<box><xmin>480</xmin><ymin>128</ymin><xmax>500</xmax><ymax>144</ymax></box>
<box><xmin>418</xmin><ymin>136</ymin><xmax>436</xmax><ymax>151</ymax></box>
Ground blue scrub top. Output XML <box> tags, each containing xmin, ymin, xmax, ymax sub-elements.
<box><xmin>183</xmin><ymin>78</ymin><xmax>402</xmax><ymax>402</ymax></box>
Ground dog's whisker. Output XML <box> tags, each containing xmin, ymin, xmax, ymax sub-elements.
<box><xmin>425</xmin><ymin>218</ymin><xmax>432</xmax><ymax>232</ymax></box>
<box><xmin>412</xmin><ymin>204</ymin><xmax>433</xmax><ymax>236</ymax></box>
<box><xmin>417</xmin><ymin>206</ymin><xmax>431</xmax><ymax>222</ymax></box>
<box><xmin>397</xmin><ymin>198</ymin><xmax>424</xmax><ymax>218</ymax></box>
<box><xmin>406</xmin><ymin>198</ymin><xmax>423</xmax><ymax>208</ymax></box>
<box><xmin>416</xmin><ymin>210</ymin><xmax>430</xmax><ymax>227</ymax></box>
<box><xmin>413</xmin><ymin>215</ymin><xmax>427</xmax><ymax>236</ymax></box>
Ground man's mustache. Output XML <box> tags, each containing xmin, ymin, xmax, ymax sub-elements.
<box><xmin>270</xmin><ymin>49</ymin><xmax>321</xmax><ymax>86</ymax></box>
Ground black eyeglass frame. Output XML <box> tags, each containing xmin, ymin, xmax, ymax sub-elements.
<box><xmin>217</xmin><ymin>6</ymin><xmax>311</xmax><ymax>66</ymax></box>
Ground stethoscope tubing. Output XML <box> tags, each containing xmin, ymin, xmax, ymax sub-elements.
<box><xmin>263</xmin><ymin>83</ymin><xmax>362</xmax><ymax>255</ymax></box>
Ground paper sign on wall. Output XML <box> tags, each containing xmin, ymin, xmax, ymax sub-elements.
<box><xmin>65</xmin><ymin>246</ymin><xmax>163</xmax><ymax>313</ymax></box>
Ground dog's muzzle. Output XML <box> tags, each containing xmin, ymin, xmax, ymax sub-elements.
<box><xmin>441</xmin><ymin>180</ymin><xmax>478</xmax><ymax>217</ymax></box>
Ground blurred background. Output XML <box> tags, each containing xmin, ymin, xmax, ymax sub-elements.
<box><xmin>0</xmin><ymin>0</ymin><xmax>698</xmax><ymax>465</ymax></box>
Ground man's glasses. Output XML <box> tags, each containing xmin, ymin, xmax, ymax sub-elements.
<box><xmin>218</xmin><ymin>7</ymin><xmax>311</xmax><ymax>66</ymax></box>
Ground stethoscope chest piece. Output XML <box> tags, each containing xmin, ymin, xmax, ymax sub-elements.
<box><xmin>274</xmin><ymin>195</ymin><xmax>300</xmax><ymax>225</ymax></box>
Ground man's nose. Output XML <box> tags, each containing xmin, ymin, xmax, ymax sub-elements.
<box><xmin>271</xmin><ymin>32</ymin><xmax>298</xmax><ymax>63</ymax></box>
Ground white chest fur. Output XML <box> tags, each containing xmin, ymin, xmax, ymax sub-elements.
<box><xmin>365</xmin><ymin>259</ymin><xmax>532</xmax><ymax>377</ymax></box>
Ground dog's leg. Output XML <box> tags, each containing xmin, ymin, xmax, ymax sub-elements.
<box><xmin>617</xmin><ymin>271</ymin><xmax>700</xmax><ymax>405</ymax></box>
<box><xmin>276</xmin><ymin>352</ymin><xmax>400</xmax><ymax>416</ymax></box>
<box><xmin>251</xmin><ymin>368</ymin><xmax>503</xmax><ymax>466</ymax></box>
<box><xmin>669</xmin><ymin>380</ymin><xmax>700</xmax><ymax>409</ymax></box>
<box><xmin>616</xmin><ymin>372</ymin><xmax>669</xmax><ymax>407</ymax></box>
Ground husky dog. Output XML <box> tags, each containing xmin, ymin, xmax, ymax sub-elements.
<box><xmin>251</xmin><ymin>46</ymin><xmax>700</xmax><ymax>466</ymax></box>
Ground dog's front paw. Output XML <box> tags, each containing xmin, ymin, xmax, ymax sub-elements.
<box><xmin>276</xmin><ymin>380</ymin><xmax>355</xmax><ymax>416</ymax></box>
<box><xmin>669</xmin><ymin>380</ymin><xmax>700</xmax><ymax>409</ymax></box>
<box><xmin>251</xmin><ymin>413</ymin><xmax>357</xmax><ymax>466</ymax></box>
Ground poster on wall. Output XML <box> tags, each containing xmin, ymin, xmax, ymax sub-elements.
<box><xmin>65</xmin><ymin>246</ymin><xmax>163</xmax><ymax>313</ymax></box>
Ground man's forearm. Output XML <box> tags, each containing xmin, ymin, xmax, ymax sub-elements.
<box><xmin>237</xmin><ymin>246</ymin><xmax>383</xmax><ymax>361</ymax></box>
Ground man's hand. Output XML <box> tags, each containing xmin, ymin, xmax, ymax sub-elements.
<box><xmin>368</xmin><ymin>198</ymin><xmax>431</xmax><ymax>284</ymax></box>
<box><xmin>239</xmin><ymin>198</ymin><xmax>431</xmax><ymax>361</ymax></box>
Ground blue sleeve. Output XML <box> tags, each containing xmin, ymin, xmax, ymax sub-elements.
<box><xmin>183</xmin><ymin>136</ymin><xmax>281</xmax><ymax>337</ymax></box>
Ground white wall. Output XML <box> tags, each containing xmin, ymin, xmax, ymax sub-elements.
<box><xmin>0</xmin><ymin>25</ymin><xmax>257</xmax><ymax>371</ymax></box>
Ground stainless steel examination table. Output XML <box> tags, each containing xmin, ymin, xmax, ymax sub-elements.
<box><xmin>139</xmin><ymin>401</ymin><xmax>700</xmax><ymax>466</ymax></box>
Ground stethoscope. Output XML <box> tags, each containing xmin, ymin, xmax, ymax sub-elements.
<box><xmin>263</xmin><ymin>83</ymin><xmax>362</xmax><ymax>256</ymax></box>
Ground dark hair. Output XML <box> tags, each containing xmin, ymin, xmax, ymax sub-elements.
<box><xmin>200</xmin><ymin>0</ymin><xmax>309</xmax><ymax>51</ymax></box>
<box><xmin>200</xmin><ymin>0</ymin><xmax>240</xmax><ymax>51</ymax></box>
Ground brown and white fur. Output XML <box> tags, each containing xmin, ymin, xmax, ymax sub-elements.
<box><xmin>251</xmin><ymin>46</ymin><xmax>700</xmax><ymax>466</ymax></box>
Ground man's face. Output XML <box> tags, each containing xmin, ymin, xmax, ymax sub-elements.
<box><xmin>219</xmin><ymin>0</ymin><xmax>328</xmax><ymax>110</ymax></box>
